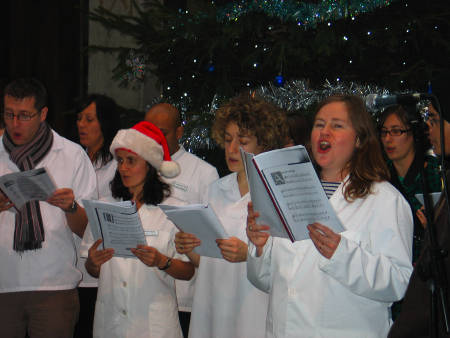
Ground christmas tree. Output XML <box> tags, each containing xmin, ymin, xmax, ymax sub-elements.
<box><xmin>89</xmin><ymin>0</ymin><xmax>449</xmax><ymax>154</ymax></box>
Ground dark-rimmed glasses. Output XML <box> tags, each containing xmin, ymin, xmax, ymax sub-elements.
<box><xmin>380</xmin><ymin>128</ymin><xmax>411</xmax><ymax>138</ymax></box>
<box><xmin>4</xmin><ymin>111</ymin><xmax>40</xmax><ymax>121</ymax></box>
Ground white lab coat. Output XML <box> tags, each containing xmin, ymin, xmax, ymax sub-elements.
<box><xmin>163</xmin><ymin>145</ymin><xmax>219</xmax><ymax>312</ymax></box>
<box><xmin>0</xmin><ymin>131</ymin><xmax>97</xmax><ymax>292</ymax></box>
<box><xmin>76</xmin><ymin>158</ymin><xmax>117</xmax><ymax>288</ymax></box>
<box><xmin>188</xmin><ymin>173</ymin><xmax>269</xmax><ymax>338</ymax></box>
<box><xmin>247</xmin><ymin>180</ymin><xmax>413</xmax><ymax>338</ymax></box>
<box><xmin>81</xmin><ymin>204</ymin><xmax>184</xmax><ymax>338</ymax></box>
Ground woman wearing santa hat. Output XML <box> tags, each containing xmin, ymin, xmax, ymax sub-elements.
<box><xmin>81</xmin><ymin>121</ymin><xmax>195</xmax><ymax>338</ymax></box>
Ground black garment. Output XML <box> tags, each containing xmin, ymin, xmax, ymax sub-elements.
<box><xmin>388</xmin><ymin>170</ymin><xmax>450</xmax><ymax>337</ymax></box>
<box><xmin>178</xmin><ymin>311</ymin><xmax>191</xmax><ymax>338</ymax></box>
<box><xmin>73</xmin><ymin>287</ymin><xmax>97</xmax><ymax>338</ymax></box>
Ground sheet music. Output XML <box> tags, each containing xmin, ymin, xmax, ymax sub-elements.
<box><xmin>0</xmin><ymin>167</ymin><xmax>56</xmax><ymax>209</ymax></box>
<box><xmin>159</xmin><ymin>204</ymin><xmax>228</xmax><ymax>259</ymax></box>
<box><xmin>241</xmin><ymin>149</ymin><xmax>291</xmax><ymax>240</ymax></box>
<box><xmin>83</xmin><ymin>199</ymin><xmax>146</xmax><ymax>258</ymax></box>
<box><xmin>415</xmin><ymin>192</ymin><xmax>441</xmax><ymax>207</ymax></box>
<box><xmin>242</xmin><ymin>145</ymin><xmax>344</xmax><ymax>241</ymax></box>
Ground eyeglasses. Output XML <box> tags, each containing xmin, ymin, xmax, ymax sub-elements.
<box><xmin>4</xmin><ymin>111</ymin><xmax>40</xmax><ymax>121</ymax></box>
<box><xmin>380</xmin><ymin>128</ymin><xmax>411</xmax><ymax>138</ymax></box>
<box><xmin>423</xmin><ymin>112</ymin><xmax>440</xmax><ymax>127</ymax></box>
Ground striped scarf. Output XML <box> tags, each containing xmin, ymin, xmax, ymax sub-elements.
<box><xmin>3</xmin><ymin>123</ymin><xmax>54</xmax><ymax>252</ymax></box>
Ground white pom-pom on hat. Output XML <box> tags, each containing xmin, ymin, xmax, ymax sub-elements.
<box><xmin>110</xmin><ymin>121</ymin><xmax>180</xmax><ymax>178</ymax></box>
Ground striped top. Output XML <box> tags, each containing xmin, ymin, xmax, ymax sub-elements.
<box><xmin>321</xmin><ymin>180</ymin><xmax>341</xmax><ymax>199</ymax></box>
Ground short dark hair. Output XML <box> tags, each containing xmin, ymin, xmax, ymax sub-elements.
<box><xmin>77</xmin><ymin>94</ymin><xmax>121</xmax><ymax>166</ymax></box>
<box><xmin>4</xmin><ymin>78</ymin><xmax>48</xmax><ymax>111</ymax></box>
<box><xmin>110</xmin><ymin>164</ymin><xmax>171</xmax><ymax>205</ymax></box>
<box><xmin>379</xmin><ymin>104</ymin><xmax>414</xmax><ymax>130</ymax></box>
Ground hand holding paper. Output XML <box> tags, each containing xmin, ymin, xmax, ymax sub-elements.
<box><xmin>83</xmin><ymin>199</ymin><xmax>147</xmax><ymax>258</ymax></box>
<box><xmin>241</xmin><ymin>145</ymin><xmax>344</xmax><ymax>242</ymax></box>
<box><xmin>0</xmin><ymin>167</ymin><xmax>56</xmax><ymax>210</ymax></box>
<box><xmin>307</xmin><ymin>222</ymin><xmax>341</xmax><ymax>259</ymax></box>
<box><xmin>216</xmin><ymin>237</ymin><xmax>248</xmax><ymax>262</ymax></box>
<box><xmin>86</xmin><ymin>238</ymin><xmax>114</xmax><ymax>278</ymax></box>
<box><xmin>246</xmin><ymin>202</ymin><xmax>271</xmax><ymax>257</ymax></box>
<box><xmin>131</xmin><ymin>244</ymin><xmax>164</xmax><ymax>267</ymax></box>
<box><xmin>174</xmin><ymin>231</ymin><xmax>201</xmax><ymax>255</ymax></box>
<box><xmin>159</xmin><ymin>204</ymin><xmax>229</xmax><ymax>259</ymax></box>
<box><xmin>47</xmin><ymin>188</ymin><xmax>75</xmax><ymax>212</ymax></box>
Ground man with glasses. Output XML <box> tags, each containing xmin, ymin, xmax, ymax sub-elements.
<box><xmin>0</xmin><ymin>78</ymin><xmax>97</xmax><ymax>338</ymax></box>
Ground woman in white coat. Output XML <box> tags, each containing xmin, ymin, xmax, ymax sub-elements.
<box><xmin>247</xmin><ymin>94</ymin><xmax>414</xmax><ymax>338</ymax></box>
<box><xmin>75</xmin><ymin>94</ymin><xmax>121</xmax><ymax>338</ymax></box>
<box><xmin>174</xmin><ymin>92</ymin><xmax>290</xmax><ymax>338</ymax></box>
<box><xmin>83</xmin><ymin>121</ymin><xmax>195</xmax><ymax>338</ymax></box>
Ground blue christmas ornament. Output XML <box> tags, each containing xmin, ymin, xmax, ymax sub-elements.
<box><xmin>274</xmin><ymin>74</ymin><xmax>285</xmax><ymax>87</ymax></box>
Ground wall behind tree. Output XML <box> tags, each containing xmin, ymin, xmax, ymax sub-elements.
<box><xmin>1</xmin><ymin>0</ymin><xmax>88</xmax><ymax>136</ymax></box>
<box><xmin>88</xmin><ymin>0</ymin><xmax>160</xmax><ymax>114</ymax></box>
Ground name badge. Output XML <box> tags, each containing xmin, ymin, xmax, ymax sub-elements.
<box><xmin>172</xmin><ymin>182</ymin><xmax>188</xmax><ymax>192</ymax></box>
<box><xmin>145</xmin><ymin>230</ymin><xmax>159</xmax><ymax>236</ymax></box>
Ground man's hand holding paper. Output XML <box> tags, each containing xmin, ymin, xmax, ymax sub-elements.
<box><xmin>46</xmin><ymin>188</ymin><xmax>75</xmax><ymax>212</ymax></box>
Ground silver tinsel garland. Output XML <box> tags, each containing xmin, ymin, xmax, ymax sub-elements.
<box><xmin>173</xmin><ymin>79</ymin><xmax>428</xmax><ymax>152</ymax></box>
<box><xmin>256</xmin><ymin>79</ymin><xmax>390</xmax><ymax>113</ymax></box>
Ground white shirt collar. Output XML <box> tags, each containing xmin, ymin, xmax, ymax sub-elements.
<box><xmin>170</xmin><ymin>144</ymin><xmax>185</xmax><ymax>161</ymax></box>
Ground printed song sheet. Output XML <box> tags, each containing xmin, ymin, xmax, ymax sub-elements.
<box><xmin>242</xmin><ymin>145</ymin><xmax>344</xmax><ymax>241</ymax></box>
<box><xmin>242</xmin><ymin>149</ymin><xmax>289</xmax><ymax>239</ymax></box>
<box><xmin>415</xmin><ymin>192</ymin><xmax>441</xmax><ymax>207</ymax></box>
<box><xmin>159</xmin><ymin>204</ymin><xmax>228</xmax><ymax>259</ymax></box>
<box><xmin>0</xmin><ymin>167</ymin><xmax>56</xmax><ymax>209</ymax></box>
<box><xmin>83</xmin><ymin>199</ymin><xmax>146</xmax><ymax>258</ymax></box>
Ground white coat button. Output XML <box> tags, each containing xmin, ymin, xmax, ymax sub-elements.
<box><xmin>122</xmin><ymin>281</ymin><xmax>127</xmax><ymax>287</ymax></box>
<box><xmin>288</xmin><ymin>288</ymin><xmax>296</xmax><ymax>297</ymax></box>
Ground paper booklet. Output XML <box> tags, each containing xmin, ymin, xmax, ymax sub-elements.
<box><xmin>83</xmin><ymin>199</ymin><xmax>147</xmax><ymax>258</ymax></box>
<box><xmin>158</xmin><ymin>204</ymin><xmax>228</xmax><ymax>259</ymax></box>
<box><xmin>415</xmin><ymin>192</ymin><xmax>441</xmax><ymax>208</ymax></box>
<box><xmin>0</xmin><ymin>167</ymin><xmax>56</xmax><ymax>210</ymax></box>
<box><xmin>241</xmin><ymin>145</ymin><xmax>344</xmax><ymax>242</ymax></box>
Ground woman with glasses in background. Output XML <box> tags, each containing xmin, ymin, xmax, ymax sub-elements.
<box><xmin>379</xmin><ymin>105</ymin><xmax>441</xmax><ymax>263</ymax></box>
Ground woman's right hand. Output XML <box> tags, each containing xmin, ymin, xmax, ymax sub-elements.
<box><xmin>174</xmin><ymin>231</ymin><xmax>201</xmax><ymax>254</ymax></box>
<box><xmin>246</xmin><ymin>202</ymin><xmax>271</xmax><ymax>257</ymax></box>
<box><xmin>85</xmin><ymin>239</ymin><xmax>114</xmax><ymax>277</ymax></box>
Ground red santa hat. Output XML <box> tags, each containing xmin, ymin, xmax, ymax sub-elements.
<box><xmin>110</xmin><ymin>121</ymin><xmax>180</xmax><ymax>178</ymax></box>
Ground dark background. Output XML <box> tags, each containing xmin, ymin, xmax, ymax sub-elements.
<box><xmin>0</xmin><ymin>0</ymin><xmax>89</xmax><ymax>135</ymax></box>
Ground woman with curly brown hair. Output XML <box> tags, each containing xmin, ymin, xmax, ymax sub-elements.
<box><xmin>174</xmin><ymin>92</ymin><xmax>289</xmax><ymax>338</ymax></box>
<box><xmin>247</xmin><ymin>94</ymin><xmax>414</xmax><ymax>337</ymax></box>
